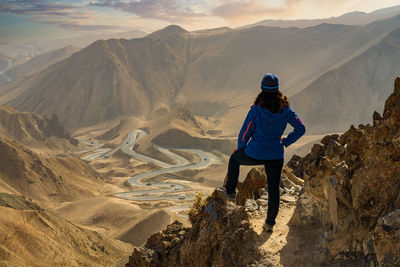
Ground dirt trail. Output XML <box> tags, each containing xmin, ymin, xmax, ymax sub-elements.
<box><xmin>250</xmin><ymin>203</ymin><xmax>296</xmax><ymax>264</ymax></box>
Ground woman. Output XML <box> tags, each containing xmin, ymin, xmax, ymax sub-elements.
<box><xmin>218</xmin><ymin>73</ymin><xmax>305</xmax><ymax>232</ymax></box>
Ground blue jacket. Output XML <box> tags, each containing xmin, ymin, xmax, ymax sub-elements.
<box><xmin>237</xmin><ymin>105</ymin><xmax>305</xmax><ymax>160</ymax></box>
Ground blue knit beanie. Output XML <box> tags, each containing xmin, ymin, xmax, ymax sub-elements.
<box><xmin>261</xmin><ymin>73</ymin><xmax>279</xmax><ymax>92</ymax></box>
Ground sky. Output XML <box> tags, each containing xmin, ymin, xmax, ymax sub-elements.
<box><xmin>1</xmin><ymin>0</ymin><xmax>400</xmax><ymax>44</ymax></box>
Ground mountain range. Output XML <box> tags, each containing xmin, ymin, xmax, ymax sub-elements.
<box><xmin>1</xmin><ymin>14</ymin><xmax>400</xmax><ymax>133</ymax></box>
<box><xmin>5</xmin><ymin>45</ymin><xmax>79</xmax><ymax>81</ymax></box>
<box><xmin>241</xmin><ymin>5</ymin><xmax>400</xmax><ymax>29</ymax></box>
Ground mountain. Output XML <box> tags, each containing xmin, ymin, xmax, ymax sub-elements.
<box><xmin>241</xmin><ymin>5</ymin><xmax>400</xmax><ymax>29</ymax></box>
<box><xmin>2</xmin><ymin>17</ymin><xmax>400</xmax><ymax>131</ymax></box>
<box><xmin>0</xmin><ymin>30</ymin><xmax>147</xmax><ymax>58</ymax></box>
<box><xmin>5</xmin><ymin>45</ymin><xmax>79</xmax><ymax>81</ymax></box>
<box><xmin>0</xmin><ymin>25</ymin><xmax>189</xmax><ymax>130</ymax></box>
<box><xmin>0</xmin><ymin>138</ymin><xmax>101</xmax><ymax>205</ymax></box>
<box><xmin>32</xmin><ymin>29</ymin><xmax>148</xmax><ymax>52</ymax></box>
<box><xmin>0</xmin><ymin>105</ymin><xmax>78</xmax><ymax>150</ymax></box>
<box><xmin>291</xmin><ymin>26</ymin><xmax>400</xmax><ymax>134</ymax></box>
<box><xmin>0</xmin><ymin>193</ymin><xmax>131</xmax><ymax>267</ymax></box>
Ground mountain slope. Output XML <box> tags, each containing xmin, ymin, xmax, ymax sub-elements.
<box><xmin>0</xmin><ymin>105</ymin><xmax>77</xmax><ymax>150</ymax></box>
<box><xmin>291</xmin><ymin>27</ymin><xmax>400</xmax><ymax>133</ymax></box>
<box><xmin>1</xmin><ymin>26</ymin><xmax>189</xmax><ymax>130</ymax></box>
<box><xmin>5</xmin><ymin>45</ymin><xmax>79</xmax><ymax>81</ymax></box>
<box><xmin>2</xmin><ymin>17</ymin><xmax>400</xmax><ymax>131</ymax></box>
<box><xmin>0</xmin><ymin>193</ymin><xmax>131</xmax><ymax>267</ymax></box>
<box><xmin>0</xmin><ymin>138</ymin><xmax>101</xmax><ymax>204</ymax></box>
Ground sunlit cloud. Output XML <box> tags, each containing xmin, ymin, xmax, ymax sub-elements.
<box><xmin>89</xmin><ymin>0</ymin><xmax>206</xmax><ymax>23</ymax></box>
<box><xmin>211</xmin><ymin>0</ymin><xmax>295</xmax><ymax>23</ymax></box>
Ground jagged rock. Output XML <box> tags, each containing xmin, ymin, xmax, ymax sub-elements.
<box><xmin>258</xmin><ymin>187</ymin><xmax>266</xmax><ymax>196</ymax></box>
<box><xmin>282</xmin><ymin>168</ymin><xmax>304</xmax><ymax>186</ymax></box>
<box><xmin>236</xmin><ymin>167</ymin><xmax>267</xmax><ymax>206</ymax></box>
<box><xmin>126</xmin><ymin>189</ymin><xmax>262</xmax><ymax>267</ymax></box>
<box><xmin>256</xmin><ymin>199</ymin><xmax>268</xmax><ymax>207</ymax></box>
<box><xmin>281</xmin><ymin>195</ymin><xmax>296</xmax><ymax>203</ymax></box>
<box><xmin>374</xmin><ymin>210</ymin><xmax>400</xmax><ymax>266</ymax></box>
<box><xmin>280</xmin><ymin>174</ymin><xmax>295</xmax><ymax>189</ymax></box>
<box><xmin>245</xmin><ymin>199</ymin><xmax>259</xmax><ymax>212</ymax></box>
<box><xmin>176</xmin><ymin>106</ymin><xmax>200</xmax><ymax>128</ymax></box>
<box><xmin>289</xmin><ymin>78</ymin><xmax>400</xmax><ymax>265</ymax></box>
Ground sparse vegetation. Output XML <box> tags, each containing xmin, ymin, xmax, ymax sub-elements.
<box><xmin>188</xmin><ymin>193</ymin><xmax>207</xmax><ymax>224</ymax></box>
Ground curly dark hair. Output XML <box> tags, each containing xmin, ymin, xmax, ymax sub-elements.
<box><xmin>254</xmin><ymin>90</ymin><xmax>290</xmax><ymax>113</ymax></box>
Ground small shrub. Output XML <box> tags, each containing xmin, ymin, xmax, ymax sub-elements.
<box><xmin>188</xmin><ymin>193</ymin><xmax>206</xmax><ymax>224</ymax></box>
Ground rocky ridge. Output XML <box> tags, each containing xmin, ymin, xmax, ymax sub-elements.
<box><xmin>126</xmin><ymin>189</ymin><xmax>263</xmax><ymax>266</ymax></box>
<box><xmin>288</xmin><ymin>77</ymin><xmax>400</xmax><ymax>265</ymax></box>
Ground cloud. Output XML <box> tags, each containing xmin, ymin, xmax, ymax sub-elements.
<box><xmin>0</xmin><ymin>0</ymin><xmax>75</xmax><ymax>15</ymax></box>
<box><xmin>89</xmin><ymin>0</ymin><xmax>205</xmax><ymax>23</ymax></box>
<box><xmin>58</xmin><ymin>23</ymin><xmax>124</xmax><ymax>31</ymax></box>
<box><xmin>0</xmin><ymin>0</ymin><xmax>127</xmax><ymax>33</ymax></box>
<box><xmin>211</xmin><ymin>0</ymin><xmax>302</xmax><ymax>22</ymax></box>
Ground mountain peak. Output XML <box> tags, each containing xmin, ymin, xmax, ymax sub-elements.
<box><xmin>149</xmin><ymin>25</ymin><xmax>188</xmax><ymax>38</ymax></box>
<box><xmin>163</xmin><ymin>25</ymin><xmax>188</xmax><ymax>33</ymax></box>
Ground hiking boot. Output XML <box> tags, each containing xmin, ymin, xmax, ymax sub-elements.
<box><xmin>216</xmin><ymin>187</ymin><xmax>236</xmax><ymax>202</ymax></box>
<box><xmin>263</xmin><ymin>223</ymin><xmax>274</xmax><ymax>233</ymax></box>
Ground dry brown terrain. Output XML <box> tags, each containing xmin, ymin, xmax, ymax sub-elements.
<box><xmin>0</xmin><ymin>193</ymin><xmax>132</xmax><ymax>267</ymax></box>
<box><xmin>0</xmin><ymin>138</ymin><xmax>101</xmax><ymax>206</ymax></box>
<box><xmin>0</xmin><ymin>105</ymin><xmax>79</xmax><ymax>152</ymax></box>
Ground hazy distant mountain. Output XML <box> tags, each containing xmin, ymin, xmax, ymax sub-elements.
<box><xmin>2</xmin><ymin>16</ymin><xmax>400</xmax><ymax>131</ymax></box>
<box><xmin>5</xmin><ymin>45</ymin><xmax>79</xmax><ymax>81</ymax></box>
<box><xmin>291</xmin><ymin>27</ymin><xmax>400</xmax><ymax>134</ymax></box>
<box><xmin>241</xmin><ymin>5</ymin><xmax>400</xmax><ymax>29</ymax></box>
<box><xmin>0</xmin><ymin>30</ymin><xmax>147</xmax><ymax>58</ymax></box>
<box><xmin>33</xmin><ymin>29</ymin><xmax>147</xmax><ymax>52</ymax></box>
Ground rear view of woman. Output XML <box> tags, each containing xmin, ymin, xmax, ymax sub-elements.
<box><xmin>218</xmin><ymin>73</ymin><xmax>305</xmax><ymax>232</ymax></box>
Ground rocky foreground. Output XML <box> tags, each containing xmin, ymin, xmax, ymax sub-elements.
<box><xmin>288</xmin><ymin>77</ymin><xmax>400</xmax><ymax>266</ymax></box>
<box><xmin>127</xmin><ymin>78</ymin><xmax>400</xmax><ymax>266</ymax></box>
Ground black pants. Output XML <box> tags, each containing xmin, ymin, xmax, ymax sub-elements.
<box><xmin>226</xmin><ymin>149</ymin><xmax>283</xmax><ymax>226</ymax></box>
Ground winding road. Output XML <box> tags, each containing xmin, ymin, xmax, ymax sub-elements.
<box><xmin>80</xmin><ymin>129</ymin><xmax>213</xmax><ymax>202</ymax></box>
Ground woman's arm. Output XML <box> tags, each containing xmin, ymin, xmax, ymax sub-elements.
<box><xmin>282</xmin><ymin>108</ymin><xmax>306</xmax><ymax>147</ymax></box>
<box><xmin>237</xmin><ymin>106</ymin><xmax>256</xmax><ymax>150</ymax></box>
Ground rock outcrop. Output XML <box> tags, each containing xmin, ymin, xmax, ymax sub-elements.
<box><xmin>288</xmin><ymin>78</ymin><xmax>400</xmax><ymax>265</ymax></box>
<box><xmin>126</xmin><ymin>190</ymin><xmax>262</xmax><ymax>266</ymax></box>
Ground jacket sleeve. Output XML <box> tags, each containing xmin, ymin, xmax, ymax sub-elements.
<box><xmin>237</xmin><ymin>106</ymin><xmax>256</xmax><ymax>150</ymax></box>
<box><xmin>283</xmin><ymin>108</ymin><xmax>306</xmax><ymax>147</ymax></box>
